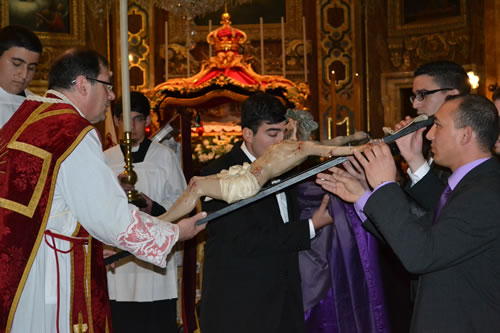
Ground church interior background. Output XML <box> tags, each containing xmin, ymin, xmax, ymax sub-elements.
<box><xmin>3</xmin><ymin>0</ymin><xmax>500</xmax><ymax>331</ymax></box>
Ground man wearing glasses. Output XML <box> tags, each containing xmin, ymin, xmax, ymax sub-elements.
<box><xmin>396</xmin><ymin>61</ymin><xmax>471</xmax><ymax>183</ymax></box>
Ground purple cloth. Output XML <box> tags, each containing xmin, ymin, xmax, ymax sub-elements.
<box><xmin>297</xmin><ymin>182</ymin><xmax>390</xmax><ymax>333</ymax></box>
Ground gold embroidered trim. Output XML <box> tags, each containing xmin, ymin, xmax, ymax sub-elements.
<box><xmin>5</xmin><ymin>119</ymin><xmax>94</xmax><ymax>332</ymax></box>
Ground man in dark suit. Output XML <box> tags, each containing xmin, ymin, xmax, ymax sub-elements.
<box><xmin>317</xmin><ymin>94</ymin><xmax>500</xmax><ymax>332</ymax></box>
<box><xmin>382</xmin><ymin>61</ymin><xmax>471</xmax><ymax>331</ymax></box>
<box><xmin>199</xmin><ymin>92</ymin><xmax>333</xmax><ymax>333</ymax></box>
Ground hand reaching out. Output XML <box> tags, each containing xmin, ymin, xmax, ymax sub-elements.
<box><xmin>342</xmin><ymin>157</ymin><xmax>369</xmax><ymax>190</ymax></box>
<box><xmin>316</xmin><ymin>167</ymin><xmax>365</xmax><ymax>203</ymax></box>
<box><xmin>353</xmin><ymin>143</ymin><xmax>397</xmax><ymax>189</ymax></box>
<box><xmin>174</xmin><ymin>211</ymin><xmax>207</xmax><ymax>241</ymax></box>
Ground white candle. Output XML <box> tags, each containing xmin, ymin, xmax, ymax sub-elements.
<box><xmin>303</xmin><ymin>16</ymin><xmax>307</xmax><ymax>82</ymax></box>
<box><xmin>165</xmin><ymin>21</ymin><xmax>168</xmax><ymax>81</ymax></box>
<box><xmin>186</xmin><ymin>27</ymin><xmax>190</xmax><ymax>77</ymax></box>
<box><xmin>119</xmin><ymin>0</ymin><xmax>131</xmax><ymax>132</ymax></box>
<box><xmin>208</xmin><ymin>19</ymin><xmax>212</xmax><ymax>58</ymax></box>
<box><xmin>260</xmin><ymin>17</ymin><xmax>264</xmax><ymax>74</ymax></box>
<box><xmin>281</xmin><ymin>16</ymin><xmax>286</xmax><ymax>77</ymax></box>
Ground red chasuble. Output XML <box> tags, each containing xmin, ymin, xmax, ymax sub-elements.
<box><xmin>0</xmin><ymin>95</ymin><xmax>112</xmax><ymax>332</ymax></box>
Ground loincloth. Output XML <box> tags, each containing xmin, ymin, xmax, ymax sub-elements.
<box><xmin>217</xmin><ymin>162</ymin><xmax>260</xmax><ymax>203</ymax></box>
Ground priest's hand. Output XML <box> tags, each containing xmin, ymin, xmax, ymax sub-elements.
<box><xmin>311</xmin><ymin>194</ymin><xmax>333</xmax><ymax>230</ymax></box>
<box><xmin>175</xmin><ymin>211</ymin><xmax>207</xmax><ymax>241</ymax></box>
<box><xmin>316</xmin><ymin>167</ymin><xmax>365</xmax><ymax>203</ymax></box>
<box><xmin>354</xmin><ymin>143</ymin><xmax>397</xmax><ymax>189</ymax></box>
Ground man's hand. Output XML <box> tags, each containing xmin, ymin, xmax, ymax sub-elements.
<box><xmin>316</xmin><ymin>167</ymin><xmax>365</xmax><ymax>203</ymax></box>
<box><xmin>311</xmin><ymin>194</ymin><xmax>333</xmax><ymax>230</ymax></box>
<box><xmin>394</xmin><ymin>116</ymin><xmax>427</xmax><ymax>171</ymax></box>
<box><xmin>354</xmin><ymin>144</ymin><xmax>397</xmax><ymax>189</ymax></box>
<box><xmin>176</xmin><ymin>211</ymin><xmax>207</xmax><ymax>241</ymax></box>
<box><xmin>103</xmin><ymin>248</ymin><xmax>117</xmax><ymax>269</ymax></box>
<box><xmin>138</xmin><ymin>193</ymin><xmax>153</xmax><ymax>214</ymax></box>
<box><xmin>343</xmin><ymin>157</ymin><xmax>369</xmax><ymax>190</ymax></box>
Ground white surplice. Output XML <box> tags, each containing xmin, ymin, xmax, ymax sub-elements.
<box><xmin>104</xmin><ymin>142</ymin><xmax>187</xmax><ymax>301</ymax></box>
<box><xmin>0</xmin><ymin>87</ymin><xmax>29</xmax><ymax>128</ymax></box>
<box><xmin>10</xmin><ymin>91</ymin><xmax>179</xmax><ymax>333</ymax></box>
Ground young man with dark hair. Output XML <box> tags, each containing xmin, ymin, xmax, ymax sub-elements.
<box><xmin>199</xmin><ymin>92</ymin><xmax>333</xmax><ymax>333</ymax></box>
<box><xmin>0</xmin><ymin>25</ymin><xmax>42</xmax><ymax>128</ymax></box>
<box><xmin>0</xmin><ymin>47</ymin><xmax>205</xmax><ymax>332</ymax></box>
<box><xmin>105</xmin><ymin>91</ymin><xmax>186</xmax><ymax>332</ymax></box>
<box><xmin>491</xmin><ymin>87</ymin><xmax>500</xmax><ymax>154</ymax></box>
<box><xmin>397</xmin><ymin>60</ymin><xmax>470</xmax><ymax>179</ymax></box>
<box><xmin>317</xmin><ymin>94</ymin><xmax>500</xmax><ymax>332</ymax></box>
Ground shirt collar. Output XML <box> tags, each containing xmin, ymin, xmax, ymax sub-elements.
<box><xmin>448</xmin><ymin>157</ymin><xmax>490</xmax><ymax>190</ymax></box>
<box><xmin>240</xmin><ymin>141</ymin><xmax>256</xmax><ymax>162</ymax></box>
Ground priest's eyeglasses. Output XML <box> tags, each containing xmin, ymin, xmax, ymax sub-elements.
<box><xmin>85</xmin><ymin>77</ymin><xmax>114</xmax><ymax>91</ymax></box>
<box><xmin>71</xmin><ymin>78</ymin><xmax>114</xmax><ymax>91</ymax></box>
<box><xmin>409</xmin><ymin>88</ymin><xmax>453</xmax><ymax>104</ymax></box>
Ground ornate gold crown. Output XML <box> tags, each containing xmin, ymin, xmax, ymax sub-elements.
<box><xmin>207</xmin><ymin>10</ymin><xmax>247</xmax><ymax>53</ymax></box>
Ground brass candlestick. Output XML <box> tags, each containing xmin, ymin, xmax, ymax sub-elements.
<box><xmin>121</xmin><ymin>131</ymin><xmax>147</xmax><ymax>208</ymax></box>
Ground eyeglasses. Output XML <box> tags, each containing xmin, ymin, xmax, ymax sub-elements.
<box><xmin>409</xmin><ymin>88</ymin><xmax>453</xmax><ymax>104</ymax></box>
<box><xmin>85</xmin><ymin>77</ymin><xmax>114</xmax><ymax>91</ymax></box>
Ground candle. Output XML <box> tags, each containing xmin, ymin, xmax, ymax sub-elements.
<box><xmin>303</xmin><ymin>16</ymin><xmax>307</xmax><ymax>82</ymax></box>
<box><xmin>260</xmin><ymin>17</ymin><xmax>264</xmax><ymax>74</ymax></box>
<box><xmin>119</xmin><ymin>0</ymin><xmax>131</xmax><ymax>132</ymax></box>
<box><xmin>186</xmin><ymin>27</ymin><xmax>190</xmax><ymax>77</ymax></box>
<box><xmin>208</xmin><ymin>19</ymin><xmax>212</xmax><ymax>58</ymax></box>
<box><xmin>329</xmin><ymin>70</ymin><xmax>337</xmax><ymax>139</ymax></box>
<box><xmin>281</xmin><ymin>16</ymin><xmax>286</xmax><ymax>77</ymax></box>
<box><xmin>165</xmin><ymin>21</ymin><xmax>168</xmax><ymax>81</ymax></box>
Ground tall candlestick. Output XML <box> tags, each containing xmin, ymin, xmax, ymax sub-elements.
<box><xmin>260</xmin><ymin>17</ymin><xmax>264</xmax><ymax>74</ymax></box>
<box><xmin>302</xmin><ymin>16</ymin><xmax>307</xmax><ymax>82</ymax></box>
<box><xmin>165</xmin><ymin>21</ymin><xmax>169</xmax><ymax>81</ymax></box>
<box><xmin>281</xmin><ymin>16</ymin><xmax>286</xmax><ymax>77</ymax></box>
<box><xmin>186</xmin><ymin>27</ymin><xmax>190</xmax><ymax>77</ymax></box>
<box><xmin>119</xmin><ymin>0</ymin><xmax>131</xmax><ymax>132</ymax></box>
<box><xmin>208</xmin><ymin>19</ymin><xmax>212</xmax><ymax>58</ymax></box>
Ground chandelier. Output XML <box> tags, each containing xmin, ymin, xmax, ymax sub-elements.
<box><xmin>89</xmin><ymin>0</ymin><xmax>252</xmax><ymax>27</ymax></box>
<box><xmin>135</xmin><ymin>0</ymin><xmax>252</xmax><ymax>20</ymax></box>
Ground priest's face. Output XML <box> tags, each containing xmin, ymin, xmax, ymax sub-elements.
<box><xmin>85</xmin><ymin>66</ymin><xmax>115</xmax><ymax>123</ymax></box>
<box><xmin>244</xmin><ymin>120</ymin><xmax>287</xmax><ymax>158</ymax></box>
<box><xmin>0</xmin><ymin>46</ymin><xmax>40</xmax><ymax>95</ymax></box>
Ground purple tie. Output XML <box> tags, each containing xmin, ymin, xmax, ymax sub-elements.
<box><xmin>433</xmin><ymin>185</ymin><xmax>452</xmax><ymax>224</ymax></box>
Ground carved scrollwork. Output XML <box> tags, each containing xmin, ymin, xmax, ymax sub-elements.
<box><xmin>389</xmin><ymin>31</ymin><xmax>469</xmax><ymax>70</ymax></box>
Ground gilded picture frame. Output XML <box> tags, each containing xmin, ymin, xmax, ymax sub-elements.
<box><xmin>388</xmin><ymin>0</ymin><xmax>466</xmax><ymax>37</ymax></box>
<box><xmin>168</xmin><ymin>0</ymin><xmax>303</xmax><ymax>43</ymax></box>
<box><xmin>1</xmin><ymin>0</ymin><xmax>85</xmax><ymax>46</ymax></box>
<box><xmin>1</xmin><ymin>0</ymin><xmax>85</xmax><ymax>94</ymax></box>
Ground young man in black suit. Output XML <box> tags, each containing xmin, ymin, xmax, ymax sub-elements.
<box><xmin>317</xmin><ymin>94</ymin><xmax>500</xmax><ymax>332</ymax></box>
<box><xmin>199</xmin><ymin>92</ymin><xmax>333</xmax><ymax>333</ymax></box>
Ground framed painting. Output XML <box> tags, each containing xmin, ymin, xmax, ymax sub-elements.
<box><xmin>168</xmin><ymin>0</ymin><xmax>303</xmax><ymax>43</ymax></box>
<box><xmin>1</xmin><ymin>0</ymin><xmax>85</xmax><ymax>94</ymax></box>
<box><xmin>1</xmin><ymin>0</ymin><xmax>85</xmax><ymax>46</ymax></box>
<box><xmin>388</xmin><ymin>0</ymin><xmax>466</xmax><ymax>37</ymax></box>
